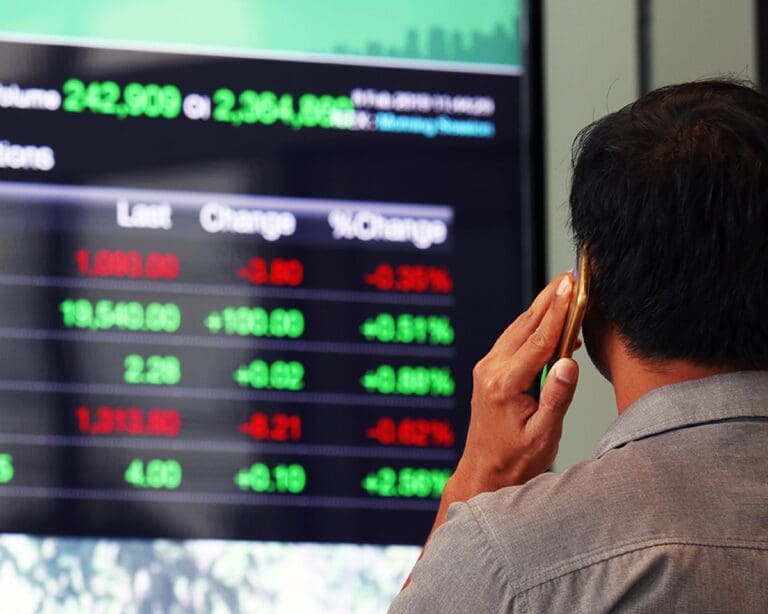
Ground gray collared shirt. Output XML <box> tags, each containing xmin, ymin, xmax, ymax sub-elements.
<box><xmin>390</xmin><ymin>371</ymin><xmax>768</xmax><ymax>613</ymax></box>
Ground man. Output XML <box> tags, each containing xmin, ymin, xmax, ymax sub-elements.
<box><xmin>390</xmin><ymin>80</ymin><xmax>768</xmax><ymax>612</ymax></box>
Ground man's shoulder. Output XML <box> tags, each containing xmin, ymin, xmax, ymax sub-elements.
<box><xmin>392</xmin><ymin>406</ymin><xmax>768</xmax><ymax>612</ymax></box>
<box><xmin>467</xmin><ymin>445</ymin><xmax>634</xmax><ymax>530</ymax></box>
<box><xmin>462</xmin><ymin>453</ymin><xmax>635</xmax><ymax>590</ymax></box>
<box><xmin>461</xmin><ymin>439</ymin><xmax>699</xmax><ymax>593</ymax></box>
<box><xmin>463</xmin><ymin>423</ymin><xmax>768</xmax><ymax>594</ymax></box>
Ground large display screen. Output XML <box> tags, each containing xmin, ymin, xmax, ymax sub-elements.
<box><xmin>0</xmin><ymin>1</ymin><xmax>539</xmax><ymax>608</ymax></box>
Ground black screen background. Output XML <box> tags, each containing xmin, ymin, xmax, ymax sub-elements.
<box><xmin>0</xmin><ymin>39</ymin><xmax>540</xmax><ymax>545</ymax></box>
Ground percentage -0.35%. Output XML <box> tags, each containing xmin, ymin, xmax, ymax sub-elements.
<box><xmin>363</xmin><ymin>264</ymin><xmax>453</xmax><ymax>293</ymax></box>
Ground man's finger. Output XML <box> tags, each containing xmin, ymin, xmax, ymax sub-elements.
<box><xmin>503</xmin><ymin>276</ymin><xmax>573</xmax><ymax>388</ymax></box>
<box><xmin>488</xmin><ymin>274</ymin><xmax>571</xmax><ymax>357</ymax></box>
<box><xmin>527</xmin><ymin>358</ymin><xmax>579</xmax><ymax>436</ymax></box>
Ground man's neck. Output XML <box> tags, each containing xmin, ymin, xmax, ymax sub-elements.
<box><xmin>605</xmin><ymin>336</ymin><xmax>733</xmax><ymax>414</ymax></box>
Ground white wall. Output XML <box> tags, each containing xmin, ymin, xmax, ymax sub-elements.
<box><xmin>543</xmin><ymin>0</ymin><xmax>758</xmax><ymax>469</ymax></box>
<box><xmin>651</xmin><ymin>0</ymin><xmax>756</xmax><ymax>87</ymax></box>
<box><xmin>544</xmin><ymin>0</ymin><xmax>638</xmax><ymax>469</ymax></box>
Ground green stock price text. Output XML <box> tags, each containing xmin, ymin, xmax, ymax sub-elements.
<box><xmin>233</xmin><ymin>360</ymin><xmax>305</xmax><ymax>391</ymax></box>
<box><xmin>61</xmin><ymin>78</ymin><xmax>353</xmax><ymax>130</ymax></box>
<box><xmin>60</xmin><ymin>299</ymin><xmax>181</xmax><ymax>333</ymax></box>
<box><xmin>361</xmin><ymin>365</ymin><xmax>455</xmax><ymax>397</ymax></box>
<box><xmin>124</xmin><ymin>458</ymin><xmax>183</xmax><ymax>489</ymax></box>
<box><xmin>234</xmin><ymin>463</ymin><xmax>307</xmax><ymax>494</ymax></box>
<box><xmin>361</xmin><ymin>467</ymin><xmax>451</xmax><ymax>499</ymax></box>
<box><xmin>204</xmin><ymin>307</ymin><xmax>304</xmax><ymax>338</ymax></box>
<box><xmin>360</xmin><ymin>313</ymin><xmax>454</xmax><ymax>345</ymax></box>
<box><xmin>124</xmin><ymin>354</ymin><xmax>181</xmax><ymax>386</ymax></box>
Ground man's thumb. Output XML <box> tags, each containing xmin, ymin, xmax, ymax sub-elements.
<box><xmin>536</xmin><ymin>358</ymin><xmax>579</xmax><ymax>428</ymax></box>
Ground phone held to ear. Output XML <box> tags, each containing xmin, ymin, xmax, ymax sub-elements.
<box><xmin>539</xmin><ymin>245</ymin><xmax>590</xmax><ymax>389</ymax></box>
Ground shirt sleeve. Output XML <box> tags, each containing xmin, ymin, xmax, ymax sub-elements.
<box><xmin>388</xmin><ymin>500</ymin><xmax>515</xmax><ymax>614</ymax></box>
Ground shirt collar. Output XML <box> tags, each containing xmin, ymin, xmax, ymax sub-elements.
<box><xmin>593</xmin><ymin>370</ymin><xmax>768</xmax><ymax>459</ymax></box>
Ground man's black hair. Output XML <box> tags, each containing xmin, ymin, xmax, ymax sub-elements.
<box><xmin>569</xmin><ymin>79</ymin><xmax>768</xmax><ymax>368</ymax></box>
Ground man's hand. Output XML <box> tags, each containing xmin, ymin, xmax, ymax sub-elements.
<box><xmin>400</xmin><ymin>275</ymin><xmax>580</xmax><ymax>590</ymax></box>
<box><xmin>449</xmin><ymin>273</ymin><xmax>579</xmax><ymax>501</ymax></box>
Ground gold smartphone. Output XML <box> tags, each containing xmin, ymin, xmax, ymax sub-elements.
<box><xmin>539</xmin><ymin>246</ymin><xmax>590</xmax><ymax>389</ymax></box>
<box><xmin>556</xmin><ymin>245</ymin><xmax>590</xmax><ymax>360</ymax></box>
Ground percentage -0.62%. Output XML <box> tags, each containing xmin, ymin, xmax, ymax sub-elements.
<box><xmin>365</xmin><ymin>417</ymin><xmax>455</xmax><ymax>447</ymax></box>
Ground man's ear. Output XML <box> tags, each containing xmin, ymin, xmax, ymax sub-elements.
<box><xmin>583</xmin><ymin>250</ymin><xmax>598</xmax><ymax>316</ymax></box>
<box><xmin>580</xmin><ymin>275</ymin><xmax>613</xmax><ymax>383</ymax></box>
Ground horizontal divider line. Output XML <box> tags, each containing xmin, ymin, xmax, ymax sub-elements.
<box><xmin>0</xmin><ymin>485</ymin><xmax>441</xmax><ymax>511</ymax></box>
<box><xmin>0</xmin><ymin>326</ymin><xmax>455</xmax><ymax>358</ymax></box>
<box><xmin>0</xmin><ymin>273</ymin><xmax>455</xmax><ymax>307</ymax></box>
<box><xmin>0</xmin><ymin>432</ymin><xmax>456</xmax><ymax>461</ymax></box>
<box><xmin>0</xmin><ymin>380</ymin><xmax>456</xmax><ymax>409</ymax></box>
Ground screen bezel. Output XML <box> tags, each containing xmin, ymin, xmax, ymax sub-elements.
<box><xmin>0</xmin><ymin>1</ymin><xmax>546</xmax><ymax>547</ymax></box>
<box><xmin>520</xmin><ymin>0</ymin><xmax>546</xmax><ymax>306</ymax></box>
